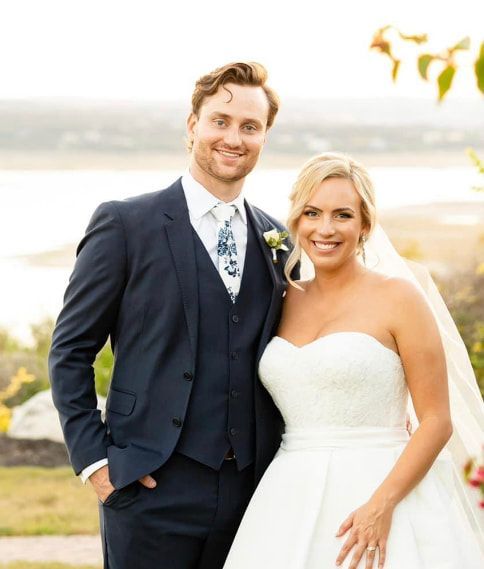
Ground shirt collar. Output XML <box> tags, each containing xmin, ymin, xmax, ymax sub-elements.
<box><xmin>181</xmin><ymin>171</ymin><xmax>247</xmax><ymax>224</ymax></box>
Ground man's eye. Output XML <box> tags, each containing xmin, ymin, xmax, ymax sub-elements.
<box><xmin>244</xmin><ymin>124</ymin><xmax>256</xmax><ymax>131</ymax></box>
<box><xmin>214</xmin><ymin>119</ymin><xmax>225</xmax><ymax>126</ymax></box>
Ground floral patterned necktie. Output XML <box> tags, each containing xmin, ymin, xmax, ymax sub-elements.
<box><xmin>211</xmin><ymin>203</ymin><xmax>241</xmax><ymax>303</ymax></box>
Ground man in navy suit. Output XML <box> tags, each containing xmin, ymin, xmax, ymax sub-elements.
<box><xmin>49</xmin><ymin>62</ymin><xmax>294</xmax><ymax>569</ymax></box>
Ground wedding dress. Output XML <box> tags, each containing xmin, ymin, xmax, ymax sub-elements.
<box><xmin>223</xmin><ymin>331</ymin><xmax>484</xmax><ymax>568</ymax></box>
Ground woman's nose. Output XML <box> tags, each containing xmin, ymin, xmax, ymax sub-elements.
<box><xmin>316</xmin><ymin>217</ymin><xmax>336</xmax><ymax>235</ymax></box>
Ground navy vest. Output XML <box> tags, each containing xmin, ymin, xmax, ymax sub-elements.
<box><xmin>176</xmin><ymin>212</ymin><xmax>273</xmax><ymax>470</ymax></box>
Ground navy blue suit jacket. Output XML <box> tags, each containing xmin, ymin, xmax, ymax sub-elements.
<box><xmin>49</xmin><ymin>179</ymin><xmax>294</xmax><ymax>488</ymax></box>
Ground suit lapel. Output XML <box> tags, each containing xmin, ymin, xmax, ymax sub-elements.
<box><xmin>245</xmin><ymin>202</ymin><xmax>285</xmax><ymax>363</ymax></box>
<box><xmin>244</xmin><ymin>201</ymin><xmax>280</xmax><ymax>286</ymax></box>
<box><xmin>161</xmin><ymin>179</ymin><xmax>199</xmax><ymax>361</ymax></box>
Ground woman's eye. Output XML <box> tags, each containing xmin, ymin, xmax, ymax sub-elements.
<box><xmin>304</xmin><ymin>210</ymin><xmax>318</xmax><ymax>217</ymax></box>
<box><xmin>337</xmin><ymin>213</ymin><xmax>353</xmax><ymax>219</ymax></box>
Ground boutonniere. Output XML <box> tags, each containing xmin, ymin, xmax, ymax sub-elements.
<box><xmin>263</xmin><ymin>229</ymin><xmax>289</xmax><ymax>264</ymax></box>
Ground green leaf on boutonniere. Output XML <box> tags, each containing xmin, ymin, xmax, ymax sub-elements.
<box><xmin>263</xmin><ymin>229</ymin><xmax>289</xmax><ymax>263</ymax></box>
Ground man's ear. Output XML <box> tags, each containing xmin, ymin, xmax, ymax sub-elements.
<box><xmin>186</xmin><ymin>112</ymin><xmax>198</xmax><ymax>139</ymax></box>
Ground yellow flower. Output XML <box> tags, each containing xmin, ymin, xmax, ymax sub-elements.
<box><xmin>0</xmin><ymin>403</ymin><xmax>12</xmax><ymax>433</ymax></box>
<box><xmin>0</xmin><ymin>367</ymin><xmax>36</xmax><ymax>403</ymax></box>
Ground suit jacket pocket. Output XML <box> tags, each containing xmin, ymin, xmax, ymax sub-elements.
<box><xmin>107</xmin><ymin>387</ymin><xmax>136</xmax><ymax>416</ymax></box>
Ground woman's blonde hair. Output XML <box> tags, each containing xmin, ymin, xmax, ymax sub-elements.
<box><xmin>284</xmin><ymin>153</ymin><xmax>377</xmax><ymax>287</ymax></box>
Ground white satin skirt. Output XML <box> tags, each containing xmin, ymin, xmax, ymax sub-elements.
<box><xmin>223</xmin><ymin>427</ymin><xmax>484</xmax><ymax>568</ymax></box>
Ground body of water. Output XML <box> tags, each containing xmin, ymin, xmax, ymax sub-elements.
<box><xmin>0</xmin><ymin>167</ymin><xmax>483</xmax><ymax>342</ymax></box>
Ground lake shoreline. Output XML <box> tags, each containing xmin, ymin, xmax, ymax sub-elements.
<box><xmin>9</xmin><ymin>200</ymin><xmax>484</xmax><ymax>274</ymax></box>
<box><xmin>1</xmin><ymin>149</ymin><xmax>484</xmax><ymax>170</ymax></box>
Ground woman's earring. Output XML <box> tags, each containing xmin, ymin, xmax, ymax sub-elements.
<box><xmin>361</xmin><ymin>234</ymin><xmax>367</xmax><ymax>265</ymax></box>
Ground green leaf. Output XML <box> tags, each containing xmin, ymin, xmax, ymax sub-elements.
<box><xmin>451</xmin><ymin>36</ymin><xmax>471</xmax><ymax>51</ymax></box>
<box><xmin>475</xmin><ymin>42</ymin><xmax>484</xmax><ymax>95</ymax></box>
<box><xmin>399</xmin><ymin>32</ymin><xmax>428</xmax><ymax>44</ymax></box>
<box><xmin>392</xmin><ymin>59</ymin><xmax>401</xmax><ymax>82</ymax></box>
<box><xmin>437</xmin><ymin>65</ymin><xmax>456</xmax><ymax>101</ymax></box>
<box><xmin>467</xmin><ymin>147</ymin><xmax>484</xmax><ymax>174</ymax></box>
<box><xmin>418</xmin><ymin>54</ymin><xmax>434</xmax><ymax>80</ymax></box>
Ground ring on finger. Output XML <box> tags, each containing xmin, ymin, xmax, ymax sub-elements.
<box><xmin>366</xmin><ymin>546</ymin><xmax>377</xmax><ymax>552</ymax></box>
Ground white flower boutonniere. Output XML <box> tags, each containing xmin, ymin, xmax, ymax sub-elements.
<box><xmin>263</xmin><ymin>229</ymin><xmax>289</xmax><ymax>264</ymax></box>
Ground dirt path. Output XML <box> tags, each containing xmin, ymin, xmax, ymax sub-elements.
<box><xmin>0</xmin><ymin>535</ymin><xmax>102</xmax><ymax>565</ymax></box>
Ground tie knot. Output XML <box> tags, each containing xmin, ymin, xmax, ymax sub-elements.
<box><xmin>211</xmin><ymin>203</ymin><xmax>237</xmax><ymax>223</ymax></box>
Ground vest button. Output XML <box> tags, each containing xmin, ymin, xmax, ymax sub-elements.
<box><xmin>230</xmin><ymin>352</ymin><xmax>239</xmax><ymax>360</ymax></box>
<box><xmin>172</xmin><ymin>417</ymin><xmax>183</xmax><ymax>427</ymax></box>
<box><xmin>183</xmin><ymin>371</ymin><xmax>193</xmax><ymax>381</ymax></box>
<box><xmin>229</xmin><ymin>427</ymin><xmax>238</xmax><ymax>436</ymax></box>
<box><xmin>230</xmin><ymin>389</ymin><xmax>239</xmax><ymax>398</ymax></box>
<box><xmin>231</xmin><ymin>315</ymin><xmax>239</xmax><ymax>323</ymax></box>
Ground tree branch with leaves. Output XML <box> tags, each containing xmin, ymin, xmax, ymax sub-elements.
<box><xmin>370</xmin><ymin>26</ymin><xmax>483</xmax><ymax>101</ymax></box>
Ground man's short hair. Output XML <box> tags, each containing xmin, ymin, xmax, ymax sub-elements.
<box><xmin>191</xmin><ymin>61</ymin><xmax>280</xmax><ymax>129</ymax></box>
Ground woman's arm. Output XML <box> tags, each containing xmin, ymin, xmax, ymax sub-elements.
<box><xmin>336</xmin><ymin>277</ymin><xmax>452</xmax><ymax>569</ymax></box>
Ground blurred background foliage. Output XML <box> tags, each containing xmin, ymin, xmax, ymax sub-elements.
<box><xmin>0</xmin><ymin>321</ymin><xmax>113</xmax><ymax>432</ymax></box>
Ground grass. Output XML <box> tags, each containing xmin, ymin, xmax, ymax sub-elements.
<box><xmin>0</xmin><ymin>467</ymin><xmax>100</xmax><ymax>536</ymax></box>
<box><xmin>0</xmin><ymin>561</ymin><xmax>101</xmax><ymax>569</ymax></box>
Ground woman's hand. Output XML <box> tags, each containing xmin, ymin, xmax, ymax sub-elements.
<box><xmin>335</xmin><ymin>498</ymin><xmax>394</xmax><ymax>569</ymax></box>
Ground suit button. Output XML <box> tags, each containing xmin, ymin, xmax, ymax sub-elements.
<box><xmin>231</xmin><ymin>315</ymin><xmax>239</xmax><ymax>323</ymax></box>
<box><xmin>183</xmin><ymin>371</ymin><xmax>193</xmax><ymax>381</ymax></box>
<box><xmin>172</xmin><ymin>417</ymin><xmax>183</xmax><ymax>427</ymax></box>
<box><xmin>230</xmin><ymin>352</ymin><xmax>238</xmax><ymax>360</ymax></box>
<box><xmin>229</xmin><ymin>427</ymin><xmax>238</xmax><ymax>436</ymax></box>
<box><xmin>230</xmin><ymin>390</ymin><xmax>239</xmax><ymax>399</ymax></box>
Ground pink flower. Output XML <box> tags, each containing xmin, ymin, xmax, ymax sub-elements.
<box><xmin>463</xmin><ymin>453</ymin><xmax>484</xmax><ymax>509</ymax></box>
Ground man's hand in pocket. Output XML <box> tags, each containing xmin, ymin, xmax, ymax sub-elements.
<box><xmin>89</xmin><ymin>465</ymin><xmax>157</xmax><ymax>503</ymax></box>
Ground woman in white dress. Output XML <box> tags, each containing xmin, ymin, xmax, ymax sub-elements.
<box><xmin>223</xmin><ymin>153</ymin><xmax>484</xmax><ymax>569</ymax></box>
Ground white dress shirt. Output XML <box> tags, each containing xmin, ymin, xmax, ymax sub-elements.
<box><xmin>181</xmin><ymin>171</ymin><xmax>248</xmax><ymax>274</ymax></box>
<box><xmin>80</xmin><ymin>172</ymin><xmax>248</xmax><ymax>483</ymax></box>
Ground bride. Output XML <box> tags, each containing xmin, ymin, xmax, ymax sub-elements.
<box><xmin>223</xmin><ymin>153</ymin><xmax>484</xmax><ymax>568</ymax></box>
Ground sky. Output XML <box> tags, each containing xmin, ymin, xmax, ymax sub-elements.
<box><xmin>1</xmin><ymin>0</ymin><xmax>483</xmax><ymax>102</ymax></box>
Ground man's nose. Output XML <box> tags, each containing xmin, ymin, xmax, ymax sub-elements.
<box><xmin>222</xmin><ymin>126</ymin><xmax>242</xmax><ymax>147</ymax></box>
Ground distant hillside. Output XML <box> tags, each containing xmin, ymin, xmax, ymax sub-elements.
<box><xmin>1</xmin><ymin>98</ymin><xmax>483</xmax><ymax>169</ymax></box>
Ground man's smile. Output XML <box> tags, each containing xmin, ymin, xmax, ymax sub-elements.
<box><xmin>215</xmin><ymin>148</ymin><xmax>244</xmax><ymax>159</ymax></box>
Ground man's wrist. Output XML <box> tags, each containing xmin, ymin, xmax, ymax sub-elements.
<box><xmin>80</xmin><ymin>458</ymin><xmax>109</xmax><ymax>484</ymax></box>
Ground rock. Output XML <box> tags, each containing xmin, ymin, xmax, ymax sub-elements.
<box><xmin>8</xmin><ymin>389</ymin><xmax>106</xmax><ymax>443</ymax></box>
<box><xmin>0</xmin><ymin>434</ymin><xmax>70</xmax><ymax>466</ymax></box>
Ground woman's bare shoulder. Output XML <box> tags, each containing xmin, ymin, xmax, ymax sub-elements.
<box><xmin>365</xmin><ymin>271</ymin><xmax>424</xmax><ymax>303</ymax></box>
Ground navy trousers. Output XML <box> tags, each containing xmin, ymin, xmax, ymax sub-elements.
<box><xmin>99</xmin><ymin>452</ymin><xmax>255</xmax><ymax>569</ymax></box>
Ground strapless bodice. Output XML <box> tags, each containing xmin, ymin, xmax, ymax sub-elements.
<box><xmin>259</xmin><ymin>332</ymin><xmax>408</xmax><ymax>430</ymax></box>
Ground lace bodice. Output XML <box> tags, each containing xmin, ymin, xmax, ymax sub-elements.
<box><xmin>259</xmin><ymin>332</ymin><xmax>408</xmax><ymax>429</ymax></box>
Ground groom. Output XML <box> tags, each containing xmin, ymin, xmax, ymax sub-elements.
<box><xmin>49</xmin><ymin>62</ymin><xmax>294</xmax><ymax>569</ymax></box>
